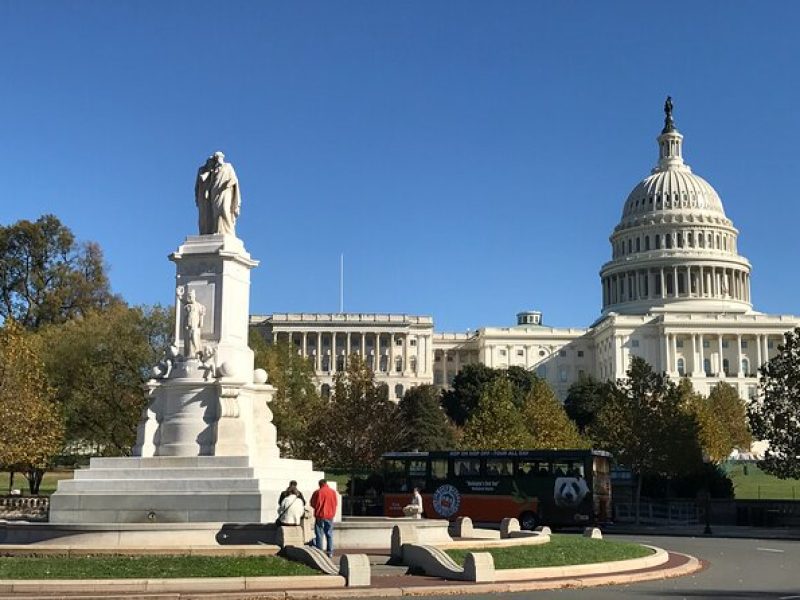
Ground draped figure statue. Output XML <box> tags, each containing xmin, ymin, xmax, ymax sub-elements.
<box><xmin>194</xmin><ymin>151</ymin><xmax>241</xmax><ymax>235</ymax></box>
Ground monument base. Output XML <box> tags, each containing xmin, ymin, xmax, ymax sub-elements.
<box><xmin>49</xmin><ymin>455</ymin><xmax>331</xmax><ymax>525</ymax></box>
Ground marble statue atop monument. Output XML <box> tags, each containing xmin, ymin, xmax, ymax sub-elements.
<box><xmin>195</xmin><ymin>151</ymin><xmax>241</xmax><ymax>236</ymax></box>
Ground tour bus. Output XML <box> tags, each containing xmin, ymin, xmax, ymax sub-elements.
<box><xmin>382</xmin><ymin>449</ymin><xmax>611</xmax><ymax>530</ymax></box>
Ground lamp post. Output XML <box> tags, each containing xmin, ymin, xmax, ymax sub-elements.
<box><xmin>702</xmin><ymin>451</ymin><xmax>713</xmax><ymax>535</ymax></box>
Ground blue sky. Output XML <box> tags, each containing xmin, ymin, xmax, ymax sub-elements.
<box><xmin>2</xmin><ymin>2</ymin><xmax>799</xmax><ymax>331</ymax></box>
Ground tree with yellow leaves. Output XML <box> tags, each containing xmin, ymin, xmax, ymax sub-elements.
<box><xmin>461</xmin><ymin>377</ymin><xmax>532</xmax><ymax>450</ymax></box>
<box><xmin>0</xmin><ymin>321</ymin><xmax>64</xmax><ymax>494</ymax></box>
<box><xmin>520</xmin><ymin>378</ymin><xmax>589</xmax><ymax>449</ymax></box>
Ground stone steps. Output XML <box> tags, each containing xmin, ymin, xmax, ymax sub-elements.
<box><xmin>73</xmin><ymin>467</ymin><xmax>257</xmax><ymax>480</ymax></box>
<box><xmin>89</xmin><ymin>456</ymin><xmax>252</xmax><ymax>469</ymax></box>
<box><xmin>57</xmin><ymin>479</ymin><xmax>266</xmax><ymax>493</ymax></box>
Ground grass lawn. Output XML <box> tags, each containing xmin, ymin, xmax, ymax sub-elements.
<box><xmin>37</xmin><ymin>470</ymin><xmax>74</xmax><ymax>496</ymax></box>
<box><xmin>0</xmin><ymin>555</ymin><xmax>319</xmax><ymax>579</ymax></box>
<box><xmin>724</xmin><ymin>462</ymin><xmax>800</xmax><ymax>500</ymax></box>
<box><xmin>3</xmin><ymin>470</ymin><xmax>74</xmax><ymax>496</ymax></box>
<box><xmin>446</xmin><ymin>534</ymin><xmax>652</xmax><ymax>570</ymax></box>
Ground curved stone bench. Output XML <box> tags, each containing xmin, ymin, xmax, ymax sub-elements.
<box><xmin>402</xmin><ymin>544</ymin><xmax>495</xmax><ymax>582</ymax></box>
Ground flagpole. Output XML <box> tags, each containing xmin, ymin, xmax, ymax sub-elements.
<box><xmin>339</xmin><ymin>253</ymin><xmax>344</xmax><ymax>313</ymax></box>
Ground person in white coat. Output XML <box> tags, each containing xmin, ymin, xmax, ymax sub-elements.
<box><xmin>278</xmin><ymin>488</ymin><xmax>305</xmax><ymax>525</ymax></box>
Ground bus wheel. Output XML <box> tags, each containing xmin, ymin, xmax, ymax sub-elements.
<box><xmin>519</xmin><ymin>511</ymin><xmax>537</xmax><ymax>530</ymax></box>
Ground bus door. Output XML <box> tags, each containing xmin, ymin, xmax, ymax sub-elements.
<box><xmin>592</xmin><ymin>456</ymin><xmax>612</xmax><ymax>522</ymax></box>
<box><xmin>383</xmin><ymin>458</ymin><xmax>410</xmax><ymax>516</ymax></box>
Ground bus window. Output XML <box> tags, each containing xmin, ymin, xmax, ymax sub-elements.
<box><xmin>485</xmin><ymin>459</ymin><xmax>513</xmax><ymax>476</ymax></box>
<box><xmin>552</xmin><ymin>462</ymin><xmax>570</xmax><ymax>477</ymax></box>
<box><xmin>568</xmin><ymin>462</ymin><xmax>585</xmax><ymax>478</ymax></box>
<box><xmin>517</xmin><ymin>460</ymin><xmax>537</xmax><ymax>476</ymax></box>
<box><xmin>536</xmin><ymin>462</ymin><xmax>551</xmax><ymax>477</ymax></box>
<box><xmin>384</xmin><ymin>459</ymin><xmax>407</xmax><ymax>492</ymax></box>
<box><xmin>409</xmin><ymin>460</ymin><xmax>427</xmax><ymax>477</ymax></box>
<box><xmin>455</xmin><ymin>459</ymin><xmax>480</xmax><ymax>477</ymax></box>
<box><xmin>431</xmin><ymin>459</ymin><xmax>448</xmax><ymax>481</ymax></box>
<box><xmin>408</xmin><ymin>459</ymin><xmax>427</xmax><ymax>491</ymax></box>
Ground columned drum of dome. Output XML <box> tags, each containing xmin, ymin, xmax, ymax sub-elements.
<box><xmin>600</xmin><ymin>100</ymin><xmax>752</xmax><ymax>316</ymax></box>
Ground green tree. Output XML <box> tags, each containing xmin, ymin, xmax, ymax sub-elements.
<box><xmin>461</xmin><ymin>377</ymin><xmax>531</xmax><ymax>449</ymax></box>
<box><xmin>36</xmin><ymin>304</ymin><xmax>170</xmax><ymax>456</ymax></box>
<box><xmin>320</xmin><ymin>355</ymin><xmax>406</xmax><ymax>484</ymax></box>
<box><xmin>398</xmin><ymin>385</ymin><xmax>457</xmax><ymax>451</ymax></box>
<box><xmin>443</xmin><ymin>364</ymin><xmax>539</xmax><ymax>426</ymax></box>
<box><xmin>0</xmin><ymin>215</ymin><xmax>118</xmax><ymax>330</ymax></box>
<box><xmin>564</xmin><ymin>374</ymin><xmax>611</xmax><ymax>434</ymax></box>
<box><xmin>505</xmin><ymin>366</ymin><xmax>539</xmax><ymax>408</ymax></box>
<box><xmin>749</xmin><ymin>327</ymin><xmax>800</xmax><ymax>479</ymax></box>
<box><xmin>521</xmin><ymin>378</ymin><xmax>587</xmax><ymax>448</ymax></box>
<box><xmin>590</xmin><ymin>357</ymin><xmax>702</xmax><ymax>523</ymax></box>
<box><xmin>0</xmin><ymin>321</ymin><xmax>65</xmax><ymax>494</ymax></box>
<box><xmin>442</xmin><ymin>363</ymin><xmax>497</xmax><ymax>426</ymax></box>
<box><xmin>251</xmin><ymin>332</ymin><xmax>326</xmax><ymax>463</ymax></box>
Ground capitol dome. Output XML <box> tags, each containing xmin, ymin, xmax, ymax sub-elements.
<box><xmin>599</xmin><ymin>98</ymin><xmax>752</xmax><ymax>315</ymax></box>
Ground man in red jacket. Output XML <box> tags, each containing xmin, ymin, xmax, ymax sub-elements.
<box><xmin>310</xmin><ymin>479</ymin><xmax>338</xmax><ymax>557</ymax></box>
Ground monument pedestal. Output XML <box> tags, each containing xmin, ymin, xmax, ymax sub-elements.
<box><xmin>49</xmin><ymin>234</ymin><xmax>336</xmax><ymax>526</ymax></box>
<box><xmin>48</xmin><ymin>455</ymin><xmax>326</xmax><ymax>524</ymax></box>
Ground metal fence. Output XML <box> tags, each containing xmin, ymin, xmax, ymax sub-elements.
<box><xmin>613</xmin><ymin>499</ymin><xmax>699</xmax><ymax>525</ymax></box>
<box><xmin>0</xmin><ymin>496</ymin><xmax>49</xmax><ymax>521</ymax></box>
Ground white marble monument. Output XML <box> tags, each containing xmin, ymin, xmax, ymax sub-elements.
<box><xmin>49</xmin><ymin>153</ymin><xmax>330</xmax><ymax>525</ymax></box>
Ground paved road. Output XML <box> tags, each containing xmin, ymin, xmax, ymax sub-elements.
<box><xmin>391</xmin><ymin>534</ymin><xmax>800</xmax><ymax>599</ymax></box>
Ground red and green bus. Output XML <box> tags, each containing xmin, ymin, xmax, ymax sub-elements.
<box><xmin>382</xmin><ymin>449</ymin><xmax>611</xmax><ymax>530</ymax></box>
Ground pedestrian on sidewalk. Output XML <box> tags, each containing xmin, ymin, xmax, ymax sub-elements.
<box><xmin>310</xmin><ymin>479</ymin><xmax>337</xmax><ymax>558</ymax></box>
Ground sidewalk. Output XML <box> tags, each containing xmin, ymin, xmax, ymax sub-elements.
<box><xmin>604</xmin><ymin>523</ymin><xmax>800</xmax><ymax>541</ymax></box>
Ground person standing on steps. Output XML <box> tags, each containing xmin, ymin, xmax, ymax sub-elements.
<box><xmin>310</xmin><ymin>479</ymin><xmax>337</xmax><ymax>558</ymax></box>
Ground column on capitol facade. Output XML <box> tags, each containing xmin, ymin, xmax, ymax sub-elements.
<box><xmin>756</xmin><ymin>333</ymin><xmax>762</xmax><ymax>370</ymax></box>
<box><xmin>389</xmin><ymin>333</ymin><xmax>395</xmax><ymax>376</ymax></box>
<box><xmin>672</xmin><ymin>268</ymin><xmax>678</xmax><ymax>298</ymax></box>
<box><xmin>698</xmin><ymin>334</ymin><xmax>705</xmax><ymax>376</ymax></box>
<box><xmin>316</xmin><ymin>332</ymin><xmax>322</xmax><ymax>371</ymax></box>
<box><xmin>735</xmin><ymin>334</ymin><xmax>743</xmax><ymax>377</ymax></box>
<box><xmin>402</xmin><ymin>335</ymin><xmax>409</xmax><ymax>376</ymax></box>
<box><xmin>670</xmin><ymin>333</ymin><xmax>677</xmax><ymax>376</ymax></box>
<box><xmin>331</xmin><ymin>332</ymin><xmax>337</xmax><ymax>373</ymax></box>
<box><xmin>360</xmin><ymin>331</ymin><xmax>366</xmax><ymax>364</ymax></box>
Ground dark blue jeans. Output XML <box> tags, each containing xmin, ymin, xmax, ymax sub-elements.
<box><xmin>314</xmin><ymin>518</ymin><xmax>334</xmax><ymax>556</ymax></box>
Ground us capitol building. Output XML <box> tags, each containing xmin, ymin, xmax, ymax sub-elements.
<box><xmin>252</xmin><ymin>101</ymin><xmax>798</xmax><ymax>403</ymax></box>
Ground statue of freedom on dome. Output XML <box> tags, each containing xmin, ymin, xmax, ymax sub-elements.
<box><xmin>663</xmin><ymin>96</ymin><xmax>675</xmax><ymax>133</ymax></box>
<box><xmin>194</xmin><ymin>151</ymin><xmax>241</xmax><ymax>236</ymax></box>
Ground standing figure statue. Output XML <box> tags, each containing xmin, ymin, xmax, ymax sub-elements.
<box><xmin>194</xmin><ymin>151</ymin><xmax>242</xmax><ymax>236</ymax></box>
<box><xmin>183</xmin><ymin>289</ymin><xmax>206</xmax><ymax>359</ymax></box>
<box><xmin>662</xmin><ymin>96</ymin><xmax>676</xmax><ymax>134</ymax></box>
